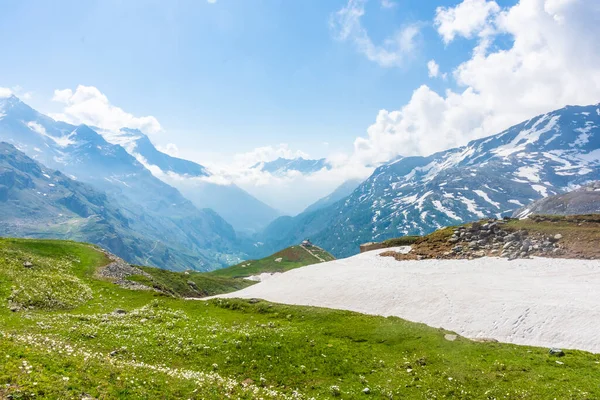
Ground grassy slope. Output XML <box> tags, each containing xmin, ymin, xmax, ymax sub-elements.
<box><xmin>209</xmin><ymin>245</ymin><xmax>335</xmax><ymax>279</ymax></box>
<box><xmin>128</xmin><ymin>266</ymin><xmax>255</xmax><ymax>298</ymax></box>
<box><xmin>0</xmin><ymin>238</ymin><xmax>599</xmax><ymax>399</ymax></box>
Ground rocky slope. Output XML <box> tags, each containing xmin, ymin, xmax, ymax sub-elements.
<box><xmin>513</xmin><ymin>181</ymin><xmax>600</xmax><ymax>217</ymax></box>
<box><xmin>262</xmin><ymin>104</ymin><xmax>600</xmax><ymax>258</ymax></box>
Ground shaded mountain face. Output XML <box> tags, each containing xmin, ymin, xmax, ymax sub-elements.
<box><xmin>514</xmin><ymin>181</ymin><xmax>600</xmax><ymax>218</ymax></box>
<box><xmin>302</xmin><ymin>179</ymin><xmax>362</xmax><ymax>214</ymax></box>
<box><xmin>261</xmin><ymin>104</ymin><xmax>600</xmax><ymax>258</ymax></box>
<box><xmin>0</xmin><ymin>96</ymin><xmax>242</xmax><ymax>270</ymax></box>
<box><xmin>252</xmin><ymin>157</ymin><xmax>330</xmax><ymax>176</ymax></box>
<box><xmin>0</xmin><ymin>142</ymin><xmax>187</xmax><ymax>267</ymax></box>
<box><xmin>97</xmin><ymin>128</ymin><xmax>280</xmax><ymax>232</ymax></box>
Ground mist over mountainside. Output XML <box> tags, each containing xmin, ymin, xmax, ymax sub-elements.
<box><xmin>0</xmin><ymin>95</ymin><xmax>245</xmax><ymax>270</ymax></box>
<box><xmin>96</xmin><ymin>128</ymin><xmax>281</xmax><ymax>232</ymax></box>
<box><xmin>260</xmin><ymin>104</ymin><xmax>600</xmax><ymax>258</ymax></box>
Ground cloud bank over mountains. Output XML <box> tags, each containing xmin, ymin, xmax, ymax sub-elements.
<box><xmin>8</xmin><ymin>0</ymin><xmax>600</xmax><ymax>214</ymax></box>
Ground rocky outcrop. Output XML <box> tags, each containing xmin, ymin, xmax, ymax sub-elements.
<box><xmin>95</xmin><ymin>250</ymin><xmax>155</xmax><ymax>291</ymax></box>
<box><xmin>449</xmin><ymin>220</ymin><xmax>561</xmax><ymax>260</ymax></box>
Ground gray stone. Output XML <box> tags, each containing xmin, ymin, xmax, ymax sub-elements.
<box><xmin>23</xmin><ymin>261</ymin><xmax>33</xmax><ymax>268</ymax></box>
<box><xmin>444</xmin><ymin>334</ymin><xmax>458</xmax><ymax>341</ymax></box>
<box><xmin>113</xmin><ymin>309</ymin><xmax>127</xmax><ymax>315</ymax></box>
<box><xmin>549</xmin><ymin>348</ymin><xmax>565</xmax><ymax>357</ymax></box>
<box><xmin>554</xmin><ymin>234</ymin><xmax>563</xmax><ymax>241</ymax></box>
<box><xmin>362</xmin><ymin>388</ymin><xmax>371</xmax><ymax>395</ymax></box>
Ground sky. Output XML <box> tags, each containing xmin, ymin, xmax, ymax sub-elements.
<box><xmin>1</xmin><ymin>0</ymin><xmax>600</xmax><ymax>214</ymax></box>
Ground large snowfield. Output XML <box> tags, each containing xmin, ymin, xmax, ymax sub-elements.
<box><xmin>215</xmin><ymin>248</ymin><xmax>600</xmax><ymax>353</ymax></box>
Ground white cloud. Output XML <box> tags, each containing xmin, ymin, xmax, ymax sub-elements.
<box><xmin>435</xmin><ymin>0</ymin><xmax>500</xmax><ymax>44</ymax></box>
<box><xmin>0</xmin><ymin>87</ymin><xmax>12</xmax><ymax>98</ymax></box>
<box><xmin>207</xmin><ymin>0</ymin><xmax>217</xmax><ymax>3</ymax></box>
<box><xmin>50</xmin><ymin>85</ymin><xmax>162</xmax><ymax>134</ymax></box>
<box><xmin>381</xmin><ymin>0</ymin><xmax>396</xmax><ymax>8</ymax></box>
<box><xmin>157</xmin><ymin>143</ymin><xmax>180</xmax><ymax>157</ymax></box>
<box><xmin>330</xmin><ymin>0</ymin><xmax>421</xmax><ymax>67</ymax></box>
<box><xmin>427</xmin><ymin>59</ymin><xmax>440</xmax><ymax>77</ymax></box>
<box><xmin>351</xmin><ymin>0</ymin><xmax>600</xmax><ymax>165</ymax></box>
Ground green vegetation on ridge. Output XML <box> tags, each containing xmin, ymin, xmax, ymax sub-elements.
<box><xmin>208</xmin><ymin>244</ymin><xmax>335</xmax><ymax>279</ymax></box>
<box><xmin>1</xmin><ymin>238</ymin><xmax>599</xmax><ymax>399</ymax></box>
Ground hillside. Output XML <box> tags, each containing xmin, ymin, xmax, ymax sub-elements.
<box><xmin>261</xmin><ymin>104</ymin><xmax>600</xmax><ymax>258</ymax></box>
<box><xmin>513</xmin><ymin>181</ymin><xmax>600</xmax><ymax>218</ymax></box>
<box><xmin>2</xmin><ymin>238</ymin><xmax>600</xmax><ymax>399</ymax></box>
<box><xmin>209</xmin><ymin>244</ymin><xmax>335</xmax><ymax>279</ymax></box>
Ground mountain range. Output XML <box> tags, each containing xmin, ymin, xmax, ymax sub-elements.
<box><xmin>0</xmin><ymin>95</ymin><xmax>244</xmax><ymax>270</ymax></box>
<box><xmin>1</xmin><ymin>94</ymin><xmax>599</xmax><ymax>267</ymax></box>
<box><xmin>97</xmin><ymin>127</ymin><xmax>280</xmax><ymax>232</ymax></box>
<box><xmin>251</xmin><ymin>157</ymin><xmax>330</xmax><ymax>176</ymax></box>
<box><xmin>258</xmin><ymin>104</ymin><xmax>600</xmax><ymax>258</ymax></box>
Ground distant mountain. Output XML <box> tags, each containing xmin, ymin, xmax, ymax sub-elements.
<box><xmin>302</xmin><ymin>179</ymin><xmax>362</xmax><ymax>214</ymax></box>
<box><xmin>0</xmin><ymin>95</ymin><xmax>243</xmax><ymax>270</ymax></box>
<box><xmin>514</xmin><ymin>181</ymin><xmax>600</xmax><ymax>218</ymax></box>
<box><xmin>261</xmin><ymin>103</ymin><xmax>600</xmax><ymax>258</ymax></box>
<box><xmin>0</xmin><ymin>142</ymin><xmax>202</xmax><ymax>268</ymax></box>
<box><xmin>99</xmin><ymin>128</ymin><xmax>280</xmax><ymax>232</ymax></box>
<box><xmin>252</xmin><ymin>157</ymin><xmax>330</xmax><ymax>176</ymax></box>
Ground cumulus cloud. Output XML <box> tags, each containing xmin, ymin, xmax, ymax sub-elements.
<box><xmin>0</xmin><ymin>87</ymin><xmax>12</xmax><ymax>98</ymax></box>
<box><xmin>157</xmin><ymin>143</ymin><xmax>180</xmax><ymax>157</ymax></box>
<box><xmin>50</xmin><ymin>85</ymin><xmax>162</xmax><ymax>134</ymax></box>
<box><xmin>381</xmin><ymin>0</ymin><xmax>396</xmax><ymax>8</ymax></box>
<box><xmin>330</xmin><ymin>0</ymin><xmax>421</xmax><ymax>67</ymax></box>
<box><xmin>351</xmin><ymin>0</ymin><xmax>600</xmax><ymax>165</ymax></box>
<box><xmin>427</xmin><ymin>59</ymin><xmax>440</xmax><ymax>77</ymax></box>
<box><xmin>435</xmin><ymin>0</ymin><xmax>500</xmax><ymax>44</ymax></box>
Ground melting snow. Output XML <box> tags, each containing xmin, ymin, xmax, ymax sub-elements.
<box><xmin>473</xmin><ymin>190</ymin><xmax>500</xmax><ymax>209</ymax></box>
<box><xmin>515</xmin><ymin>165</ymin><xmax>541</xmax><ymax>183</ymax></box>
<box><xmin>508</xmin><ymin>199</ymin><xmax>524</xmax><ymax>206</ymax></box>
<box><xmin>432</xmin><ymin>200</ymin><xmax>461</xmax><ymax>221</ymax></box>
<box><xmin>458</xmin><ymin>196</ymin><xmax>485</xmax><ymax>218</ymax></box>
<box><xmin>531</xmin><ymin>184</ymin><xmax>548</xmax><ymax>197</ymax></box>
<box><xmin>27</xmin><ymin>121</ymin><xmax>76</xmax><ymax>147</ymax></box>
<box><xmin>493</xmin><ymin>114</ymin><xmax>560</xmax><ymax>157</ymax></box>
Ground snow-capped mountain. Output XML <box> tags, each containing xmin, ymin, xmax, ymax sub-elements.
<box><xmin>262</xmin><ymin>103</ymin><xmax>600</xmax><ymax>258</ymax></box>
<box><xmin>252</xmin><ymin>157</ymin><xmax>330</xmax><ymax>176</ymax></box>
<box><xmin>97</xmin><ymin>128</ymin><xmax>280</xmax><ymax>232</ymax></box>
<box><xmin>0</xmin><ymin>95</ymin><xmax>244</xmax><ymax>270</ymax></box>
<box><xmin>513</xmin><ymin>181</ymin><xmax>600</xmax><ymax>218</ymax></box>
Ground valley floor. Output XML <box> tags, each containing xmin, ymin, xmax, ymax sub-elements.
<box><xmin>215</xmin><ymin>247</ymin><xmax>600</xmax><ymax>353</ymax></box>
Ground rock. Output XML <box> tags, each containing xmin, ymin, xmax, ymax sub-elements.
<box><xmin>471</xmin><ymin>222</ymin><xmax>482</xmax><ymax>231</ymax></box>
<box><xmin>448</xmin><ymin>237</ymin><xmax>459</xmax><ymax>244</ymax></box>
<box><xmin>549</xmin><ymin>348</ymin><xmax>565</xmax><ymax>357</ymax></box>
<box><xmin>553</xmin><ymin>234</ymin><xmax>563</xmax><ymax>241</ymax></box>
<box><xmin>468</xmin><ymin>241</ymin><xmax>479</xmax><ymax>249</ymax></box>
<box><xmin>521</xmin><ymin>241</ymin><xmax>531</xmax><ymax>252</ymax></box>
<box><xmin>248</xmin><ymin>298</ymin><xmax>261</xmax><ymax>304</ymax></box>
<box><xmin>444</xmin><ymin>334</ymin><xmax>458</xmax><ymax>341</ymax></box>
<box><xmin>473</xmin><ymin>250</ymin><xmax>486</xmax><ymax>258</ymax></box>
<box><xmin>477</xmin><ymin>239</ymin><xmax>487</xmax><ymax>247</ymax></box>
<box><xmin>472</xmin><ymin>337</ymin><xmax>499</xmax><ymax>343</ymax></box>
<box><xmin>23</xmin><ymin>261</ymin><xmax>33</xmax><ymax>268</ymax></box>
<box><xmin>503</xmin><ymin>241</ymin><xmax>514</xmax><ymax>250</ymax></box>
<box><xmin>187</xmin><ymin>280</ymin><xmax>199</xmax><ymax>290</ymax></box>
<box><xmin>113</xmin><ymin>309</ymin><xmax>127</xmax><ymax>315</ymax></box>
<box><xmin>452</xmin><ymin>245</ymin><xmax>463</xmax><ymax>253</ymax></box>
<box><xmin>274</xmin><ymin>257</ymin><xmax>283</xmax><ymax>262</ymax></box>
<box><xmin>362</xmin><ymin>387</ymin><xmax>371</xmax><ymax>395</ymax></box>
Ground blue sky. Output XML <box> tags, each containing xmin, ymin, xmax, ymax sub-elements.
<box><xmin>0</xmin><ymin>0</ymin><xmax>514</xmax><ymax>162</ymax></box>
